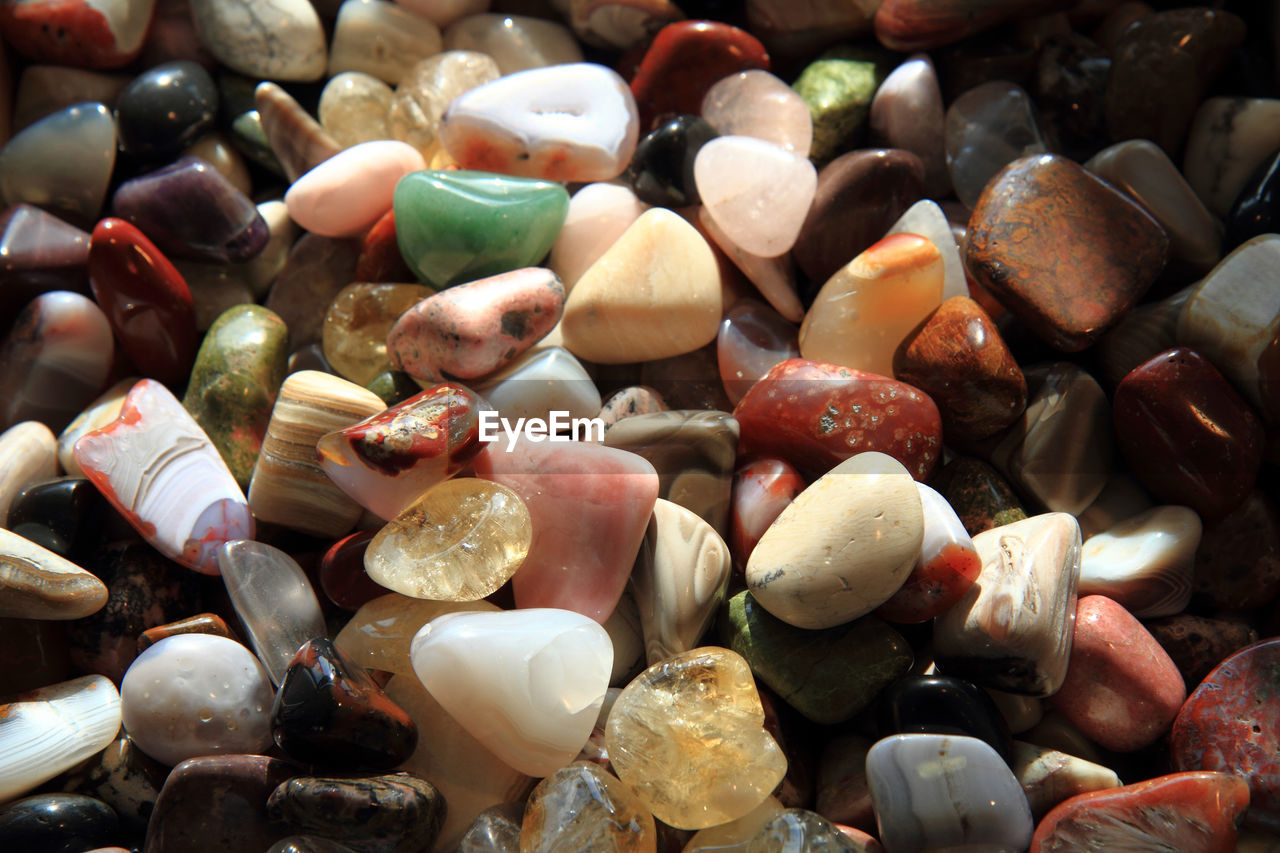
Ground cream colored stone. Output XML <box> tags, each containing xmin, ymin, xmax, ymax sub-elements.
<box><xmin>1011</xmin><ymin>741</ymin><xmax>1121</xmax><ymax>820</ymax></box>
<box><xmin>0</xmin><ymin>420</ymin><xmax>56</xmax><ymax>525</ymax></box>
<box><xmin>1184</xmin><ymin>97</ymin><xmax>1280</xmax><ymax>217</ymax></box>
<box><xmin>0</xmin><ymin>527</ymin><xmax>107</xmax><ymax>619</ymax></box>
<box><xmin>745</xmin><ymin>451</ymin><xmax>923</xmax><ymax>630</ymax></box>
<box><xmin>549</xmin><ymin>182</ymin><xmax>647</xmax><ymax>291</ymax></box>
<box><xmin>561</xmin><ymin>208</ymin><xmax>722</xmax><ymax>364</ymax></box>
<box><xmin>319</xmin><ymin>71</ymin><xmax>394</xmax><ymax>148</ymax></box>
<box><xmin>329</xmin><ymin>0</ymin><xmax>443</xmax><ymax>84</ymax></box>
<box><xmin>334</xmin><ymin>592</ymin><xmax>499</xmax><ymax>674</ymax></box>
<box><xmin>443</xmin><ymin>13</ymin><xmax>582</xmax><ymax>75</ymax></box>
<box><xmin>1079</xmin><ymin>505</ymin><xmax>1200</xmax><ymax>618</ymax></box>
<box><xmin>191</xmin><ymin>0</ymin><xmax>327</xmax><ymax>82</ymax></box>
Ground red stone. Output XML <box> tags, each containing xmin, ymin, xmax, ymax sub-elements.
<box><xmin>87</xmin><ymin>217</ymin><xmax>197</xmax><ymax>386</ymax></box>
<box><xmin>965</xmin><ymin>154</ymin><xmax>1168</xmax><ymax>351</ymax></box>
<box><xmin>728</xmin><ymin>455</ymin><xmax>805</xmax><ymax>572</ymax></box>
<box><xmin>0</xmin><ymin>0</ymin><xmax>154</xmax><ymax>68</ymax></box>
<box><xmin>733</xmin><ymin>357</ymin><xmax>943</xmax><ymax>480</ymax></box>
<box><xmin>1049</xmin><ymin>595</ymin><xmax>1185</xmax><ymax>752</ymax></box>
<box><xmin>354</xmin><ymin>208</ymin><xmax>415</xmax><ymax>284</ymax></box>
<box><xmin>893</xmin><ymin>295</ymin><xmax>1026</xmax><ymax>442</ymax></box>
<box><xmin>146</xmin><ymin>755</ymin><xmax>298</xmax><ymax>853</ymax></box>
<box><xmin>318</xmin><ymin>530</ymin><xmax>384</xmax><ymax>612</ymax></box>
<box><xmin>874</xmin><ymin>0</ymin><xmax>1077</xmax><ymax>52</ymax></box>
<box><xmin>1030</xmin><ymin>771</ymin><xmax>1250</xmax><ymax>853</ymax></box>
<box><xmin>876</xmin><ymin>539</ymin><xmax>981</xmax><ymax>624</ymax></box>
<box><xmin>1114</xmin><ymin>347</ymin><xmax>1265</xmax><ymax>521</ymax></box>
<box><xmin>629</xmin><ymin>21</ymin><xmax>769</xmax><ymax>130</ymax></box>
<box><xmin>1173</xmin><ymin>639</ymin><xmax>1280</xmax><ymax>832</ymax></box>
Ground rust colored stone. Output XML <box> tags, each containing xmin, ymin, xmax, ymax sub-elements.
<box><xmin>874</xmin><ymin>0</ymin><xmax>1077</xmax><ymax>52</ymax></box>
<box><xmin>137</xmin><ymin>613</ymin><xmax>236</xmax><ymax>653</ymax></box>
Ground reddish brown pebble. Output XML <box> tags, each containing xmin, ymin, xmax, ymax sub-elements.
<box><xmin>965</xmin><ymin>154</ymin><xmax>1169</xmax><ymax>351</ymax></box>
<box><xmin>1191</xmin><ymin>491</ymin><xmax>1280</xmax><ymax>610</ymax></box>
<box><xmin>137</xmin><ymin>613</ymin><xmax>235</xmax><ymax>654</ymax></box>
<box><xmin>874</xmin><ymin>0</ymin><xmax>1077</xmax><ymax>52</ymax></box>
<box><xmin>354</xmin><ymin>208</ymin><xmax>415</xmax><ymax>284</ymax></box>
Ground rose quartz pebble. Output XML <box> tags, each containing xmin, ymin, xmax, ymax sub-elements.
<box><xmin>387</xmin><ymin>267</ymin><xmax>565</xmax><ymax>381</ymax></box>
<box><xmin>694</xmin><ymin>135</ymin><xmax>817</xmax><ymax>258</ymax></box>
<box><xmin>698</xmin><ymin>206</ymin><xmax>804</xmax><ymax>323</ymax></box>
<box><xmin>700</xmin><ymin>69</ymin><xmax>813</xmax><ymax>158</ymax></box>
<box><xmin>549</xmin><ymin>182</ymin><xmax>646</xmax><ymax>290</ymax></box>
<box><xmin>717</xmin><ymin>298</ymin><xmax>799</xmax><ymax>405</ymax></box>
<box><xmin>1050</xmin><ymin>595</ymin><xmax>1186</xmax><ymax>752</ymax></box>
<box><xmin>439</xmin><ymin>62</ymin><xmax>639</xmax><ymax>182</ymax></box>
<box><xmin>728</xmin><ymin>455</ymin><xmax>805</xmax><ymax>570</ymax></box>
<box><xmin>284</xmin><ymin>140</ymin><xmax>425</xmax><ymax>237</ymax></box>
<box><xmin>473</xmin><ymin>437</ymin><xmax>658</xmax><ymax>623</ymax></box>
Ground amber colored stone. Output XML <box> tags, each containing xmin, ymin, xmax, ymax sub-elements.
<box><xmin>1190</xmin><ymin>491</ymin><xmax>1280</xmax><ymax>610</ymax></box>
<box><xmin>893</xmin><ymin>295</ymin><xmax>1026</xmax><ymax>442</ymax></box>
<box><xmin>1104</xmin><ymin>8</ymin><xmax>1245</xmax><ymax>158</ymax></box>
<box><xmin>1114</xmin><ymin>348</ymin><xmax>1264</xmax><ymax>521</ymax></box>
<box><xmin>629</xmin><ymin>21</ymin><xmax>769</xmax><ymax>130</ymax></box>
<box><xmin>353</xmin><ymin>208</ymin><xmax>415</xmax><ymax>284</ymax></box>
<box><xmin>966</xmin><ymin>154</ymin><xmax>1168</xmax><ymax>352</ymax></box>
<box><xmin>874</xmin><ymin>0</ymin><xmax>1077</xmax><ymax>52</ymax></box>
<box><xmin>137</xmin><ymin>613</ymin><xmax>235</xmax><ymax>653</ymax></box>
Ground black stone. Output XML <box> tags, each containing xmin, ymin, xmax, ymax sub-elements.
<box><xmin>876</xmin><ymin>675</ymin><xmax>1014</xmax><ymax>762</ymax></box>
<box><xmin>272</xmin><ymin>638</ymin><xmax>418</xmax><ymax>771</ymax></box>
<box><xmin>627</xmin><ymin>114</ymin><xmax>719</xmax><ymax>208</ymax></box>
<box><xmin>7</xmin><ymin>476</ymin><xmax>112</xmax><ymax>561</ymax></box>
<box><xmin>1225</xmin><ymin>146</ymin><xmax>1280</xmax><ymax>252</ymax></box>
<box><xmin>116</xmin><ymin>61</ymin><xmax>219</xmax><ymax>159</ymax></box>
<box><xmin>0</xmin><ymin>794</ymin><xmax>118</xmax><ymax>853</ymax></box>
<box><xmin>269</xmin><ymin>836</ymin><xmax>360</xmax><ymax>853</ymax></box>
<box><xmin>267</xmin><ymin>772</ymin><xmax>446</xmax><ymax>853</ymax></box>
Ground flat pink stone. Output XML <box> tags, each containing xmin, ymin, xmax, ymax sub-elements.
<box><xmin>284</xmin><ymin>140</ymin><xmax>426</xmax><ymax>237</ymax></box>
<box><xmin>473</xmin><ymin>438</ymin><xmax>658</xmax><ymax>622</ymax></box>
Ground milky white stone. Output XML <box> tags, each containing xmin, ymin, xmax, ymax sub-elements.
<box><xmin>549</xmin><ymin>182</ymin><xmax>647</xmax><ymax>290</ymax></box>
<box><xmin>701</xmin><ymin>70</ymin><xmax>813</xmax><ymax>157</ymax></box>
<box><xmin>886</xmin><ymin>199</ymin><xmax>967</xmax><ymax>302</ymax></box>
<box><xmin>443</xmin><ymin>13</ymin><xmax>582</xmax><ymax>75</ymax></box>
<box><xmin>396</xmin><ymin>0</ymin><xmax>489</xmax><ymax>28</ymax></box>
<box><xmin>72</xmin><ymin>379</ymin><xmax>253</xmax><ymax>575</ymax></box>
<box><xmin>917</xmin><ymin>481</ymin><xmax>975</xmax><ymax>570</ymax></box>
<box><xmin>694</xmin><ymin>135</ymin><xmax>816</xmax><ymax>258</ymax></box>
<box><xmin>0</xmin><ymin>420</ymin><xmax>55</xmax><ymax>527</ymax></box>
<box><xmin>120</xmin><ymin>633</ymin><xmax>274</xmax><ymax>766</ymax></box>
<box><xmin>474</xmin><ymin>345</ymin><xmax>602</xmax><ymax>424</ymax></box>
<box><xmin>285</xmin><ymin>140</ymin><xmax>425</xmax><ymax>237</ymax></box>
<box><xmin>190</xmin><ymin>0</ymin><xmax>328</xmax><ymax>82</ymax></box>
<box><xmin>410</xmin><ymin>608</ymin><xmax>613</xmax><ymax>777</ymax></box>
<box><xmin>1183</xmin><ymin>97</ymin><xmax>1280</xmax><ymax>217</ymax></box>
<box><xmin>1076</xmin><ymin>474</ymin><xmax>1153</xmax><ymax>540</ymax></box>
<box><xmin>440</xmin><ymin>63</ymin><xmax>637</xmax><ymax>183</ymax></box>
<box><xmin>330</xmin><ymin>0</ymin><xmax>443</xmax><ymax>84</ymax></box>
<box><xmin>0</xmin><ymin>675</ymin><xmax>121</xmax><ymax>801</ymax></box>
<box><xmin>1079</xmin><ymin>505</ymin><xmax>1200</xmax><ymax>618</ymax></box>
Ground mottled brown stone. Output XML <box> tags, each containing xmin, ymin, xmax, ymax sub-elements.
<box><xmin>1191</xmin><ymin>490</ymin><xmax>1280</xmax><ymax>610</ymax></box>
<box><xmin>145</xmin><ymin>755</ymin><xmax>298</xmax><ymax>853</ymax></box>
<box><xmin>929</xmin><ymin>456</ymin><xmax>1027</xmax><ymax>537</ymax></box>
<box><xmin>1144</xmin><ymin>613</ymin><xmax>1260</xmax><ymax>691</ymax></box>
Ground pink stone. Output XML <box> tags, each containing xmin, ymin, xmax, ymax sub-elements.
<box><xmin>717</xmin><ymin>298</ymin><xmax>799</xmax><ymax>405</ymax></box>
<box><xmin>473</xmin><ymin>438</ymin><xmax>659</xmax><ymax>623</ymax></box>
<box><xmin>549</xmin><ymin>182</ymin><xmax>646</xmax><ymax>289</ymax></box>
<box><xmin>284</xmin><ymin>140</ymin><xmax>426</xmax><ymax>237</ymax></box>
<box><xmin>387</xmin><ymin>267</ymin><xmax>565</xmax><ymax>381</ymax></box>
<box><xmin>729</xmin><ymin>455</ymin><xmax>805</xmax><ymax>571</ymax></box>
<box><xmin>1049</xmin><ymin>594</ymin><xmax>1186</xmax><ymax>752</ymax></box>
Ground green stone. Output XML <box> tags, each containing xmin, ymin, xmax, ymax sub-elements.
<box><xmin>366</xmin><ymin>370</ymin><xmax>423</xmax><ymax>406</ymax></box>
<box><xmin>792</xmin><ymin>45</ymin><xmax>893</xmax><ymax>163</ymax></box>
<box><xmin>183</xmin><ymin>304</ymin><xmax>290</xmax><ymax>489</ymax></box>
<box><xmin>932</xmin><ymin>455</ymin><xmax>1028</xmax><ymax>537</ymax></box>
<box><xmin>393</xmin><ymin>170</ymin><xmax>570</xmax><ymax>290</ymax></box>
<box><xmin>721</xmin><ymin>590</ymin><xmax>912</xmax><ymax>725</ymax></box>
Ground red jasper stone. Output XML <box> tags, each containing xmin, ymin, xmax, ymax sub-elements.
<box><xmin>733</xmin><ymin>357</ymin><xmax>943</xmax><ymax>480</ymax></box>
<box><xmin>87</xmin><ymin>217</ymin><xmax>197</xmax><ymax>386</ymax></box>
<box><xmin>874</xmin><ymin>0</ymin><xmax>1077</xmax><ymax>52</ymax></box>
<box><xmin>1173</xmin><ymin>639</ymin><xmax>1280</xmax><ymax>832</ymax></box>
<box><xmin>728</xmin><ymin>455</ymin><xmax>805</xmax><ymax>571</ymax></box>
<box><xmin>876</xmin><ymin>540</ymin><xmax>981</xmax><ymax>624</ymax></box>
<box><xmin>318</xmin><ymin>530</ymin><xmax>384</xmax><ymax>612</ymax></box>
<box><xmin>0</xmin><ymin>0</ymin><xmax>155</xmax><ymax>68</ymax></box>
<box><xmin>1030</xmin><ymin>771</ymin><xmax>1249</xmax><ymax>853</ymax></box>
<box><xmin>1113</xmin><ymin>347</ymin><xmax>1264</xmax><ymax>521</ymax></box>
<box><xmin>354</xmin><ymin>208</ymin><xmax>415</xmax><ymax>284</ymax></box>
<box><xmin>629</xmin><ymin>21</ymin><xmax>769</xmax><ymax>130</ymax></box>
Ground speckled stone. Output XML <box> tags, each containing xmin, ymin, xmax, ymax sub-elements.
<box><xmin>267</xmin><ymin>772</ymin><xmax>446</xmax><ymax>853</ymax></box>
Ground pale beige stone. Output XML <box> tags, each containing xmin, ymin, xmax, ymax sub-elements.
<box><xmin>1011</xmin><ymin>741</ymin><xmax>1120</xmax><ymax>820</ymax></box>
<box><xmin>682</xmin><ymin>796</ymin><xmax>784</xmax><ymax>852</ymax></box>
<box><xmin>0</xmin><ymin>527</ymin><xmax>107</xmax><ymax>619</ymax></box>
<box><xmin>549</xmin><ymin>182</ymin><xmax>647</xmax><ymax>291</ymax></box>
<box><xmin>329</xmin><ymin>0</ymin><xmax>443</xmax><ymax>84</ymax></box>
<box><xmin>561</xmin><ymin>208</ymin><xmax>722</xmax><ymax>364</ymax></box>
<box><xmin>1183</xmin><ymin>97</ymin><xmax>1280</xmax><ymax>217</ymax></box>
<box><xmin>319</xmin><ymin>71</ymin><xmax>394</xmax><ymax>148</ymax></box>
<box><xmin>698</xmin><ymin>206</ymin><xmax>803</xmax><ymax>323</ymax></box>
<box><xmin>745</xmin><ymin>451</ymin><xmax>923</xmax><ymax>630</ymax></box>
<box><xmin>334</xmin><ymin>592</ymin><xmax>499</xmax><ymax>674</ymax></box>
<box><xmin>1079</xmin><ymin>505</ymin><xmax>1200</xmax><ymax>618</ymax></box>
<box><xmin>0</xmin><ymin>420</ymin><xmax>56</xmax><ymax>525</ymax></box>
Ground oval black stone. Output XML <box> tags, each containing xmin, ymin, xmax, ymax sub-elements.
<box><xmin>0</xmin><ymin>794</ymin><xmax>118</xmax><ymax>853</ymax></box>
<box><xmin>627</xmin><ymin>114</ymin><xmax>720</xmax><ymax>208</ymax></box>
<box><xmin>116</xmin><ymin>61</ymin><xmax>219</xmax><ymax>159</ymax></box>
<box><xmin>876</xmin><ymin>674</ymin><xmax>1014</xmax><ymax>762</ymax></box>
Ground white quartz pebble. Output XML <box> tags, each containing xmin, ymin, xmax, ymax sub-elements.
<box><xmin>285</xmin><ymin>140</ymin><xmax>425</xmax><ymax>237</ymax></box>
<box><xmin>120</xmin><ymin>634</ymin><xmax>274</xmax><ymax>766</ymax></box>
<box><xmin>190</xmin><ymin>0</ymin><xmax>327</xmax><ymax>82</ymax></box>
<box><xmin>694</xmin><ymin>135</ymin><xmax>816</xmax><ymax>258</ymax></box>
<box><xmin>410</xmin><ymin>607</ymin><xmax>613</xmax><ymax>777</ymax></box>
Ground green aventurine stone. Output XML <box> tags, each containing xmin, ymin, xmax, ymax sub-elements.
<box><xmin>183</xmin><ymin>304</ymin><xmax>290</xmax><ymax>489</ymax></box>
<box><xmin>793</xmin><ymin>45</ymin><xmax>893</xmax><ymax>163</ymax></box>
<box><xmin>393</xmin><ymin>170</ymin><xmax>570</xmax><ymax>290</ymax></box>
<box><xmin>933</xmin><ymin>455</ymin><xmax>1028</xmax><ymax>537</ymax></box>
<box><xmin>722</xmin><ymin>590</ymin><xmax>912</xmax><ymax>725</ymax></box>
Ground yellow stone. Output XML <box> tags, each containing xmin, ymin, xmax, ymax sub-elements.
<box><xmin>365</xmin><ymin>478</ymin><xmax>532</xmax><ymax>601</ymax></box>
<box><xmin>521</xmin><ymin>761</ymin><xmax>657</xmax><ymax>852</ymax></box>
<box><xmin>334</xmin><ymin>592</ymin><xmax>499</xmax><ymax>674</ymax></box>
<box><xmin>605</xmin><ymin>647</ymin><xmax>786</xmax><ymax>830</ymax></box>
<box><xmin>322</xmin><ymin>282</ymin><xmax>431</xmax><ymax>386</ymax></box>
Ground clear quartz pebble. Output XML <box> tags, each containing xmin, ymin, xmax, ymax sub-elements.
<box><xmin>700</xmin><ymin>69</ymin><xmax>813</xmax><ymax>158</ymax></box>
<box><xmin>318</xmin><ymin>71</ymin><xmax>394</xmax><ymax>148</ymax></box>
<box><xmin>388</xmin><ymin>50</ymin><xmax>501</xmax><ymax>160</ymax></box>
<box><xmin>945</xmin><ymin>81</ymin><xmax>1047</xmax><ymax>209</ymax></box>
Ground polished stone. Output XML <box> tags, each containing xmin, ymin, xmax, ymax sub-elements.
<box><xmin>0</xmin><ymin>0</ymin><xmax>155</xmax><ymax>68</ymax></box>
<box><xmin>1145</xmin><ymin>613</ymin><xmax>1260</xmax><ymax>692</ymax></box>
<box><xmin>0</xmin><ymin>102</ymin><xmax>116</xmax><ymax>226</ymax></box>
<box><xmin>5</xmin><ymin>475</ymin><xmax>107</xmax><ymax>562</ymax></box>
<box><xmin>334</xmin><ymin>592</ymin><xmax>498</xmax><ymax>675</ymax></box>
<box><xmin>716</xmin><ymin>298</ymin><xmax>800</xmax><ymax>406</ymax></box>
<box><xmin>1192</xmin><ymin>490</ymin><xmax>1280</xmax><ymax>607</ymax></box>
<box><xmin>60</xmin><ymin>732</ymin><xmax>166</xmax><ymax>833</ymax></box>
<box><xmin>1079</xmin><ymin>505</ymin><xmax>1200</xmax><ymax>618</ymax></box>
<box><xmin>728</xmin><ymin>455</ymin><xmax>804</xmax><ymax>571</ymax></box>
<box><xmin>548</xmin><ymin>181</ymin><xmax>646</xmax><ymax>290</ymax></box>
<box><xmin>1011</xmin><ymin>741</ymin><xmax>1120</xmax><ymax>821</ymax></box>
<box><xmin>190</xmin><ymin>0</ymin><xmax>326</xmax><ymax>81</ymax></box>
<box><xmin>932</xmin><ymin>456</ymin><xmax>1028</xmax><ymax>537</ymax></box>
<box><xmin>792</xmin><ymin>45</ymin><xmax>889</xmax><ymax>163</ymax></box>
<box><xmin>945</xmin><ymin>81</ymin><xmax>1046</xmax><ymax>210</ymax></box>
<box><xmin>318</xmin><ymin>70</ymin><xmax>392</xmax><ymax>148</ymax></box>
<box><xmin>0</xmin><ymin>794</ymin><xmax>118</xmax><ymax>853</ymax></box>
<box><xmin>877</xmin><ymin>482</ymin><xmax>982</xmax><ymax>623</ymax></box>
<box><xmin>115</xmin><ymin>60</ymin><xmax>216</xmax><ymax>158</ymax></box>
<box><xmin>869</xmin><ymin>54</ymin><xmax>949</xmax><ymax>197</ymax></box>
<box><xmin>442</xmin><ymin>13</ymin><xmax>581</xmax><ymax>75</ymax></box>
<box><xmin>387</xmin><ymin>50</ymin><xmax>499</xmax><ymax>160</ymax></box>
<box><xmin>255</xmin><ymin>80</ymin><xmax>340</xmax><ymax>182</ymax></box>
<box><xmin>322</xmin><ymin>282</ymin><xmax>430</xmax><ymax>387</ymax></box>
<box><xmin>1183</xmin><ymin>97</ymin><xmax>1280</xmax><ymax>218</ymax></box>
<box><xmin>328</xmin><ymin>0</ymin><xmax>442</xmax><ymax>85</ymax></box>
<box><xmin>702</xmin><ymin>69</ymin><xmax>811</xmax><ymax>157</ymax></box>
<box><xmin>878</xmin><ymin>675</ymin><xmax>1013</xmax><ymax>762</ymax></box>
<box><xmin>286</xmin><ymin>140</ymin><xmax>426</xmax><ymax>237</ymax></box>
<box><xmin>627</xmin><ymin>114</ymin><xmax>718</xmax><ymax>208</ymax></box>
<box><xmin>0</xmin><ymin>420</ymin><xmax>57</xmax><ymax>527</ymax></box>
<box><xmin>267</xmin><ymin>772</ymin><xmax>445</xmax><ymax>853</ymax></box>
<box><xmin>695</xmin><ymin>135</ymin><xmax>816</xmax><ymax>259</ymax></box>
<box><xmin>521</xmin><ymin>762</ymin><xmax>656</xmax><ymax>852</ymax></box>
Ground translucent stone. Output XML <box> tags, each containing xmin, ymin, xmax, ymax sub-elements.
<box><xmin>683</xmin><ymin>796</ymin><xmax>784</xmax><ymax>852</ymax></box>
<box><xmin>521</xmin><ymin>762</ymin><xmax>657</xmax><ymax>851</ymax></box>
<box><xmin>322</xmin><ymin>282</ymin><xmax>432</xmax><ymax>385</ymax></box>
<box><xmin>877</xmin><ymin>481</ymin><xmax>982</xmax><ymax>624</ymax></box>
<box><xmin>396</xmin><ymin>0</ymin><xmax>490</xmax><ymax>29</ymax></box>
<box><xmin>218</xmin><ymin>540</ymin><xmax>327</xmax><ymax>685</ymax></box>
<box><xmin>335</xmin><ymin>592</ymin><xmax>499</xmax><ymax>674</ymax></box>
<box><xmin>1079</xmin><ymin>505</ymin><xmax>1200</xmax><ymax>618</ymax></box>
<box><xmin>885</xmin><ymin>199</ymin><xmax>967</xmax><ymax>302</ymax></box>
<box><xmin>715</xmin><ymin>301</ymin><xmax>798</xmax><ymax>408</ymax></box>
<box><xmin>869</xmin><ymin>53</ymin><xmax>949</xmax><ymax>198</ymax></box>
<box><xmin>0</xmin><ymin>102</ymin><xmax>116</xmax><ymax>226</ymax></box>
<box><xmin>319</xmin><ymin>71</ymin><xmax>394</xmax><ymax>148</ymax></box>
<box><xmin>0</xmin><ymin>675</ymin><xmax>122</xmax><ymax>801</ymax></box>
<box><xmin>185</xmin><ymin>132</ymin><xmax>253</xmax><ymax>196</ymax></box>
<box><xmin>549</xmin><ymin>182</ymin><xmax>646</xmax><ymax>290</ymax></box>
<box><xmin>698</xmin><ymin>207</ymin><xmax>804</xmax><ymax>324</ymax></box>
<box><xmin>365</xmin><ymin>478</ymin><xmax>531</xmax><ymax>601</ymax></box>
<box><xmin>700</xmin><ymin>69</ymin><xmax>813</xmax><ymax>158</ymax></box>
<box><xmin>474</xmin><ymin>346</ymin><xmax>602</xmax><ymax>424</ymax></box>
<box><xmin>329</xmin><ymin>0</ymin><xmax>443</xmax><ymax>85</ymax></box>
<box><xmin>409</xmin><ymin>608</ymin><xmax>613</xmax><ymax>777</ymax></box>
<box><xmin>442</xmin><ymin>14</ymin><xmax>583</xmax><ymax>75</ymax></box>
<box><xmin>605</xmin><ymin>647</ymin><xmax>787</xmax><ymax>830</ymax></box>
<box><xmin>569</xmin><ymin>0</ymin><xmax>682</xmax><ymax>50</ymax></box>
<box><xmin>945</xmin><ymin>81</ymin><xmax>1046</xmax><ymax>209</ymax></box>
<box><xmin>388</xmin><ymin>51</ymin><xmax>500</xmax><ymax>160</ymax></box>
<box><xmin>694</xmin><ymin>135</ymin><xmax>817</xmax><ymax>258</ymax></box>
<box><xmin>256</xmin><ymin>81</ymin><xmax>341</xmax><ymax>182</ymax></box>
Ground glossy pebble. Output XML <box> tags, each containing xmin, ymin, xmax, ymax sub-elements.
<box><xmin>694</xmin><ymin>135</ymin><xmax>816</xmax><ymax>258</ymax></box>
<box><xmin>285</xmin><ymin>140</ymin><xmax>426</xmax><ymax>237</ymax></box>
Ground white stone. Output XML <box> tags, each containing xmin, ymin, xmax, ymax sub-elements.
<box><xmin>72</xmin><ymin>379</ymin><xmax>253</xmax><ymax>575</ymax></box>
<box><xmin>330</xmin><ymin>0</ymin><xmax>443</xmax><ymax>85</ymax></box>
<box><xmin>0</xmin><ymin>675</ymin><xmax>121</xmax><ymax>801</ymax></box>
<box><xmin>473</xmin><ymin>346</ymin><xmax>602</xmax><ymax>425</ymax></box>
<box><xmin>440</xmin><ymin>63</ymin><xmax>638</xmax><ymax>183</ymax></box>
<box><xmin>190</xmin><ymin>0</ymin><xmax>328</xmax><ymax>82</ymax></box>
<box><xmin>917</xmin><ymin>481</ymin><xmax>976</xmax><ymax>572</ymax></box>
<box><xmin>443</xmin><ymin>13</ymin><xmax>582</xmax><ymax>75</ymax></box>
<box><xmin>694</xmin><ymin>135</ymin><xmax>817</xmax><ymax>258</ymax></box>
<box><xmin>56</xmin><ymin>378</ymin><xmax>135</xmax><ymax>476</ymax></box>
<box><xmin>285</xmin><ymin>139</ymin><xmax>425</xmax><ymax>237</ymax></box>
<box><xmin>549</xmin><ymin>182</ymin><xmax>647</xmax><ymax>290</ymax></box>
<box><xmin>886</xmin><ymin>199</ymin><xmax>968</xmax><ymax>302</ymax></box>
<box><xmin>120</xmin><ymin>634</ymin><xmax>274</xmax><ymax>767</ymax></box>
<box><xmin>1079</xmin><ymin>505</ymin><xmax>1201</xmax><ymax>618</ymax></box>
<box><xmin>700</xmin><ymin>69</ymin><xmax>813</xmax><ymax>158</ymax></box>
<box><xmin>410</xmin><ymin>607</ymin><xmax>613</xmax><ymax>777</ymax></box>
<box><xmin>1183</xmin><ymin>97</ymin><xmax>1280</xmax><ymax>217</ymax></box>
<box><xmin>87</xmin><ymin>0</ymin><xmax>158</xmax><ymax>57</ymax></box>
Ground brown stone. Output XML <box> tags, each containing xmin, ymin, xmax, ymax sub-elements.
<box><xmin>1143</xmin><ymin>613</ymin><xmax>1260</xmax><ymax>691</ymax></box>
<box><xmin>874</xmin><ymin>0</ymin><xmax>1076</xmax><ymax>52</ymax></box>
<box><xmin>965</xmin><ymin>154</ymin><xmax>1168</xmax><ymax>351</ymax></box>
<box><xmin>145</xmin><ymin>755</ymin><xmax>298</xmax><ymax>853</ymax></box>
<box><xmin>893</xmin><ymin>295</ymin><xmax>1026</xmax><ymax>442</ymax></box>
<box><xmin>137</xmin><ymin>613</ymin><xmax>236</xmax><ymax>653</ymax></box>
<box><xmin>1190</xmin><ymin>490</ymin><xmax>1280</xmax><ymax>610</ymax></box>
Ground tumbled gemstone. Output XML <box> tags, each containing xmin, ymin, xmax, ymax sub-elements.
<box><xmin>701</xmin><ymin>69</ymin><xmax>812</xmax><ymax>157</ymax></box>
<box><xmin>322</xmin><ymin>282</ymin><xmax>433</xmax><ymax>387</ymax></box>
<box><xmin>877</xmin><ymin>482</ymin><xmax>981</xmax><ymax>624</ymax></box>
<box><xmin>520</xmin><ymin>762</ymin><xmax>656</xmax><ymax>852</ymax></box>
<box><xmin>285</xmin><ymin>140</ymin><xmax>426</xmax><ymax>238</ymax></box>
